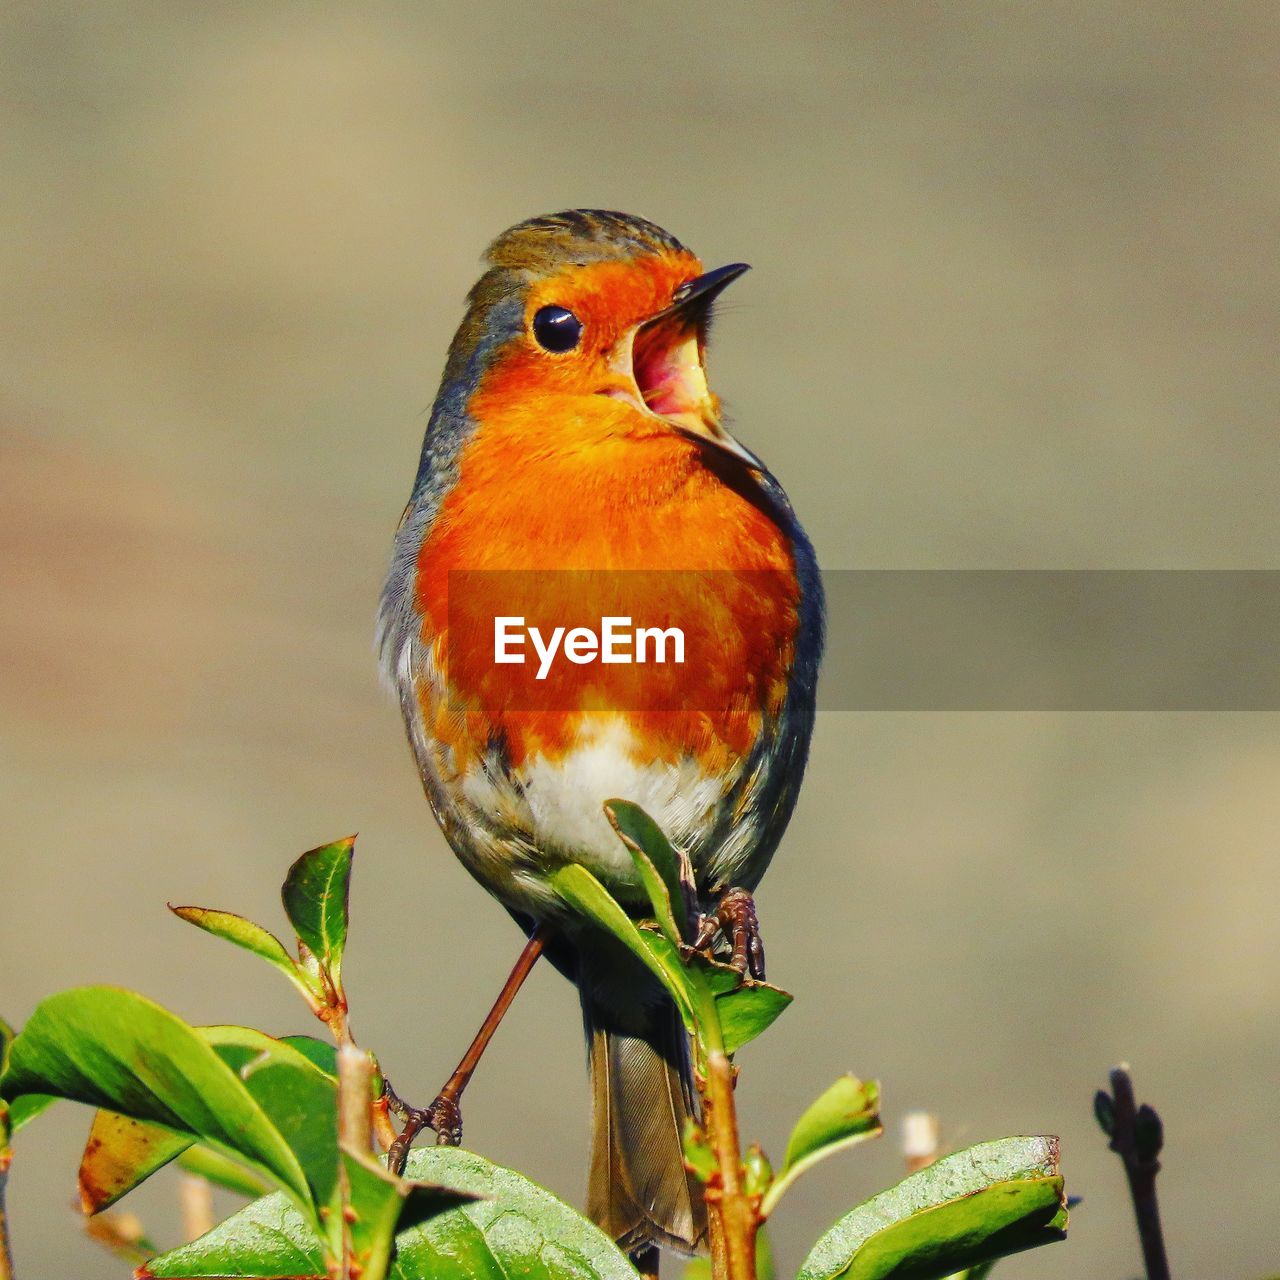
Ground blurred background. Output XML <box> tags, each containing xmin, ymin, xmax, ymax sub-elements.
<box><xmin>3</xmin><ymin>3</ymin><xmax>1278</xmax><ymax>1276</ymax></box>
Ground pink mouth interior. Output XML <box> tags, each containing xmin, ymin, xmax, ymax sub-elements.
<box><xmin>632</xmin><ymin>316</ymin><xmax>699</xmax><ymax>418</ymax></box>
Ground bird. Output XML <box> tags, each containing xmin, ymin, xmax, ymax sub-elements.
<box><xmin>377</xmin><ymin>209</ymin><xmax>823</xmax><ymax>1264</ymax></box>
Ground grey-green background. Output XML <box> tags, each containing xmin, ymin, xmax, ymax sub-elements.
<box><xmin>3</xmin><ymin>4</ymin><xmax>1277</xmax><ymax>1277</ymax></box>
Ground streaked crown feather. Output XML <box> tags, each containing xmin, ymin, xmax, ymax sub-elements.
<box><xmin>484</xmin><ymin>209</ymin><xmax>688</xmax><ymax>274</ymax></box>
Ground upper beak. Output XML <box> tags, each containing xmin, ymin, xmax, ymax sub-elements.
<box><xmin>663</xmin><ymin>262</ymin><xmax>751</xmax><ymax>321</ymax></box>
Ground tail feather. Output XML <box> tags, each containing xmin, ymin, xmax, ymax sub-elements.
<box><xmin>585</xmin><ymin>997</ymin><xmax>707</xmax><ymax>1255</ymax></box>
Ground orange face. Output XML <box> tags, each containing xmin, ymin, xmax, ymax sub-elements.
<box><xmin>473</xmin><ymin>250</ymin><xmax>733</xmax><ymax>442</ymax></box>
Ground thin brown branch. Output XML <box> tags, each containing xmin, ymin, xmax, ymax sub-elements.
<box><xmin>336</xmin><ymin>1044</ymin><xmax>376</xmax><ymax>1280</ymax></box>
<box><xmin>337</xmin><ymin>1043</ymin><xmax>375</xmax><ymax>1153</ymax></box>
<box><xmin>700</xmin><ymin>1049</ymin><xmax>757</xmax><ymax>1280</ymax></box>
<box><xmin>1096</xmin><ymin>1064</ymin><xmax>1170</xmax><ymax>1280</ymax></box>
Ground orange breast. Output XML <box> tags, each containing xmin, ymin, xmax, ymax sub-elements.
<box><xmin>414</xmin><ymin>393</ymin><xmax>799</xmax><ymax>773</ymax></box>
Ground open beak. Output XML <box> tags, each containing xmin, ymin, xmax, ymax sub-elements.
<box><xmin>613</xmin><ymin>263</ymin><xmax>762</xmax><ymax>470</ymax></box>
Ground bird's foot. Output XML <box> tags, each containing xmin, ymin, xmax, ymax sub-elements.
<box><xmin>692</xmin><ymin>886</ymin><xmax>766</xmax><ymax>981</ymax></box>
<box><xmin>382</xmin><ymin>1078</ymin><xmax>463</xmax><ymax>1174</ymax></box>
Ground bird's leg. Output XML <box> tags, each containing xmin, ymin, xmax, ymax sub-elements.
<box><xmin>692</xmin><ymin>887</ymin><xmax>766</xmax><ymax>981</ymax></box>
<box><xmin>385</xmin><ymin>925</ymin><xmax>547</xmax><ymax>1174</ymax></box>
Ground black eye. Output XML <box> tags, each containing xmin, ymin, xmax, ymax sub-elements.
<box><xmin>532</xmin><ymin>305</ymin><xmax>582</xmax><ymax>353</ymax></box>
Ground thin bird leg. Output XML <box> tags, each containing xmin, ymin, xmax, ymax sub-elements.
<box><xmin>692</xmin><ymin>886</ymin><xmax>766</xmax><ymax>981</ymax></box>
<box><xmin>385</xmin><ymin>925</ymin><xmax>548</xmax><ymax>1174</ymax></box>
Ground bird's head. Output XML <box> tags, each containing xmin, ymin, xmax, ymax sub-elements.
<box><xmin>441</xmin><ymin>209</ymin><xmax>757</xmax><ymax>468</ymax></box>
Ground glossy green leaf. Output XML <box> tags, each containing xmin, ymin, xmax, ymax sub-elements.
<box><xmin>78</xmin><ymin>1028</ymin><xmax>329</xmax><ymax>1214</ymax></box>
<box><xmin>784</xmin><ymin>1075</ymin><xmax>882</xmax><ymax>1171</ymax></box>
<box><xmin>950</xmin><ymin>1263</ymin><xmax>996</xmax><ymax>1280</ymax></box>
<box><xmin>144</xmin><ymin>1146</ymin><xmax>635</xmax><ymax>1280</ymax></box>
<box><xmin>343</xmin><ymin>1147</ymin><xmax>417</xmax><ymax>1280</ymax></box>
<box><xmin>281</xmin><ymin>837</ymin><xmax>354</xmax><ymax>992</ymax></box>
<box><xmin>644</xmin><ymin>932</ymin><xmax>792</xmax><ymax>1054</ymax></box>
<box><xmin>762</xmin><ymin>1075</ymin><xmax>882</xmax><ymax>1215</ymax></box>
<box><xmin>553</xmin><ymin>863</ymin><xmax>789</xmax><ymax>1055</ymax></box>
<box><xmin>551</xmin><ymin>863</ymin><xmax>696</xmax><ymax>1023</ymax></box>
<box><xmin>605</xmin><ymin>799</ymin><xmax>690</xmax><ymax>945</ymax></box>
<box><xmin>140</xmin><ymin>1188</ymin><xmax>326</xmax><ymax>1278</ymax></box>
<box><xmin>198</xmin><ymin>1026</ymin><xmax>339</xmax><ymax>1213</ymax></box>
<box><xmin>798</xmin><ymin>1136</ymin><xmax>1067</xmax><ymax>1280</ymax></box>
<box><xmin>342</xmin><ymin>1146</ymin><xmax>476</xmax><ymax>1280</ymax></box>
<box><xmin>6</xmin><ymin>1094</ymin><xmax>54</xmax><ymax>1134</ymax></box>
<box><xmin>177</xmin><ymin>1145</ymin><xmax>270</xmax><ymax>1199</ymax></box>
<box><xmin>1</xmin><ymin>988</ymin><xmax>314</xmax><ymax>1221</ymax></box>
<box><xmin>712</xmin><ymin>975</ymin><xmax>791</xmax><ymax>1054</ymax></box>
<box><xmin>363</xmin><ymin>1146</ymin><xmax>640</xmax><ymax>1280</ymax></box>
<box><xmin>279</xmin><ymin>1035</ymin><xmax>339</xmax><ymax>1079</ymax></box>
<box><xmin>169</xmin><ymin>906</ymin><xmax>320</xmax><ymax>1005</ymax></box>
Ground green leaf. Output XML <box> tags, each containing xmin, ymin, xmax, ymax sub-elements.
<box><xmin>342</xmin><ymin>1146</ymin><xmax>474</xmax><ymax>1280</ymax></box>
<box><xmin>170</xmin><ymin>907</ymin><xmax>321</xmax><ymax>1005</ymax></box>
<box><xmin>605</xmin><ymin>799</ymin><xmax>690</xmax><ymax>945</ymax></box>
<box><xmin>1</xmin><ymin>988</ymin><xmax>316</xmax><ymax>1225</ymax></box>
<box><xmin>798</xmin><ymin>1136</ymin><xmax>1067</xmax><ymax>1280</ymax></box>
<box><xmin>144</xmin><ymin>1147</ymin><xmax>636</xmax><ymax>1280</ymax></box>
<box><xmin>643</xmin><ymin>932</ymin><xmax>792</xmax><ymax>1054</ymax></box>
<box><xmin>713</xmin><ymin>975</ymin><xmax>792</xmax><ymax>1055</ymax></box>
<box><xmin>177</xmin><ymin>1145</ymin><xmax>271</xmax><ymax>1199</ymax></box>
<box><xmin>141</xmin><ymin>1188</ymin><xmax>326</xmax><ymax>1277</ymax></box>
<box><xmin>744</xmin><ymin>1143</ymin><xmax>774</xmax><ymax>1198</ymax></box>
<box><xmin>950</xmin><ymin>1263</ymin><xmax>997</xmax><ymax>1280</ymax></box>
<box><xmin>784</xmin><ymin>1075</ymin><xmax>882</xmax><ymax>1171</ymax></box>
<box><xmin>198</xmin><ymin>1026</ymin><xmax>340</xmax><ymax>1214</ymax></box>
<box><xmin>6</xmin><ymin>1094</ymin><xmax>54</xmax><ymax>1134</ymax></box>
<box><xmin>762</xmin><ymin>1075</ymin><xmax>882</xmax><ymax>1215</ymax></box>
<box><xmin>78</xmin><ymin>1028</ymin><xmax>331</xmax><ymax>1214</ymax></box>
<box><xmin>551</xmin><ymin>863</ymin><xmax>696</xmax><ymax>1024</ymax></box>
<box><xmin>343</xmin><ymin>1148</ymin><xmax>417</xmax><ymax>1280</ymax></box>
<box><xmin>281</xmin><ymin>837</ymin><xmax>355</xmax><ymax>993</ymax></box>
<box><xmin>279</xmin><ymin>1035</ymin><xmax>339</xmax><ymax>1080</ymax></box>
<box><xmin>553</xmin><ymin>862</ymin><xmax>790</xmax><ymax>1055</ymax></box>
<box><xmin>399</xmin><ymin>1142</ymin><xmax>656</xmax><ymax>1279</ymax></box>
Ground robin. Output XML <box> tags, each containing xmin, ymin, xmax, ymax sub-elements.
<box><xmin>377</xmin><ymin>210</ymin><xmax>823</xmax><ymax>1264</ymax></box>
